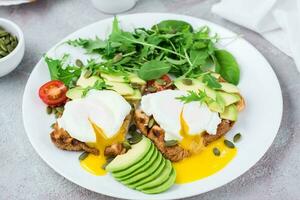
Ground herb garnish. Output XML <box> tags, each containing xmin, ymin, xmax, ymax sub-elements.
<box><xmin>176</xmin><ymin>90</ymin><xmax>208</xmax><ymax>104</ymax></box>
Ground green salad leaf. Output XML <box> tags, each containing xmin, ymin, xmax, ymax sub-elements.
<box><xmin>214</xmin><ymin>50</ymin><xmax>240</xmax><ymax>85</ymax></box>
<box><xmin>138</xmin><ymin>60</ymin><xmax>171</xmax><ymax>80</ymax></box>
<box><xmin>176</xmin><ymin>90</ymin><xmax>208</xmax><ymax>104</ymax></box>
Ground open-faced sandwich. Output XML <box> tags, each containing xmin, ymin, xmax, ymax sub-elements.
<box><xmin>38</xmin><ymin>18</ymin><xmax>245</xmax><ymax>194</ymax></box>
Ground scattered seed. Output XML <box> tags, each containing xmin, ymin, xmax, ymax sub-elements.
<box><xmin>56</xmin><ymin>106</ymin><xmax>64</xmax><ymax>113</ymax></box>
<box><xmin>55</xmin><ymin>112</ymin><xmax>61</xmax><ymax>118</ymax></box>
<box><xmin>128</xmin><ymin>132</ymin><xmax>142</xmax><ymax>144</ymax></box>
<box><xmin>0</xmin><ymin>31</ymin><xmax>8</xmax><ymax>37</ymax></box>
<box><xmin>46</xmin><ymin>106</ymin><xmax>53</xmax><ymax>114</ymax></box>
<box><xmin>78</xmin><ymin>152</ymin><xmax>89</xmax><ymax>161</ymax></box>
<box><xmin>75</xmin><ymin>59</ymin><xmax>83</xmax><ymax>67</ymax></box>
<box><xmin>102</xmin><ymin>157</ymin><xmax>114</xmax><ymax>169</ymax></box>
<box><xmin>128</xmin><ymin>124</ymin><xmax>137</xmax><ymax>132</ymax></box>
<box><xmin>84</xmin><ymin>70</ymin><xmax>93</xmax><ymax>78</ymax></box>
<box><xmin>213</xmin><ymin>147</ymin><xmax>221</xmax><ymax>156</ymax></box>
<box><xmin>233</xmin><ymin>133</ymin><xmax>241</xmax><ymax>143</ymax></box>
<box><xmin>155</xmin><ymin>79</ymin><xmax>167</xmax><ymax>86</ymax></box>
<box><xmin>0</xmin><ymin>44</ymin><xmax>7</xmax><ymax>52</ymax></box>
<box><xmin>224</xmin><ymin>139</ymin><xmax>235</xmax><ymax>148</ymax></box>
<box><xmin>122</xmin><ymin>140</ymin><xmax>132</xmax><ymax>150</ymax></box>
<box><xmin>146</xmin><ymin>86</ymin><xmax>157</xmax><ymax>93</ymax></box>
<box><xmin>147</xmin><ymin>118</ymin><xmax>155</xmax><ymax>128</ymax></box>
<box><xmin>182</xmin><ymin>78</ymin><xmax>193</xmax><ymax>86</ymax></box>
<box><xmin>50</xmin><ymin>123</ymin><xmax>55</xmax><ymax>129</ymax></box>
<box><xmin>165</xmin><ymin>140</ymin><xmax>178</xmax><ymax>147</ymax></box>
<box><xmin>113</xmin><ymin>53</ymin><xmax>123</xmax><ymax>63</ymax></box>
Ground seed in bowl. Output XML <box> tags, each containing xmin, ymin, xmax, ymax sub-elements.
<box><xmin>0</xmin><ymin>26</ymin><xmax>18</xmax><ymax>59</ymax></box>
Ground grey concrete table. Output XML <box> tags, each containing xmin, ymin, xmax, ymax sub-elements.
<box><xmin>0</xmin><ymin>0</ymin><xmax>299</xmax><ymax>199</ymax></box>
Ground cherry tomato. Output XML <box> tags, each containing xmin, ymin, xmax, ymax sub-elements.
<box><xmin>39</xmin><ymin>80</ymin><xmax>68</xmax><ymax>106</ymax></box>
<box><xmin>146</xmin><ymin>75</ymin><xmax>173</xmax><ymax>93</ymax></box>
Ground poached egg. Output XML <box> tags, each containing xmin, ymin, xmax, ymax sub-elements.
<box><xmin>57</xmin><ymin>90</ymin><xmax>131</xmax><ymax>175</ymax></box>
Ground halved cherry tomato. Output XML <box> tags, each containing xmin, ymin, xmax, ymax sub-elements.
<box><xmin>146</xmin><ymin>75</ymin><xmax>173</xmax><ymax>93</ymax></box>
<box><xmin>39</xmin><ymin>80</ymin><xmax>68</xmax><ymax>106</ymax></box>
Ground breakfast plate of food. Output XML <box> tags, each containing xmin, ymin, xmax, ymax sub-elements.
<box><xmin>22</xmin><ymin>13</ymin><xmax>283</xmax><ymax>199</ymax></box>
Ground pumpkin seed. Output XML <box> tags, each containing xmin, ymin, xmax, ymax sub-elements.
<box><xmin>84</xmin><ymin>70</ymin><xmax>93</xmax><ymax>78</ymax></box>
<box><xmin>165</xmin><ymin>140</ymin><xmax>178</xmax><ymax>147</ymax></box>
<box><xmin>0</xmin><ymin>31</ymin><xmax>8</xmax><ymax>37</ymax></box>
<box><xmin>128</xmin><ymin>131</ymin><xmax>142</xmax><ymax>144</ymax></box>
<box><xmin>102</xmin><ymin>157</ymin><xmax>114</xmax><ymax>169</ymax></box>
<box><xmin>56</xmin><ymin>106</ymin><xmax>64</xmax><ymax>113</ymax></box>
<box><xmin>113</xmin><ymin>53</ymin><xmax>123</xmax><ymax>63</ymax></box>
<box><xmin>7</xmin><ymin>44</ymin><xmax>14</xmax><ymax>53</ymax></box>
<box><xmin>213</xmin><ymin>148</ymin><xmax>221</xmax><ymax>156</ymax></box>
<box><xmin>182</xmin><ymin>78</ymin><xmax>193</xmax><ymax>85</ymax></box>
<box><xmin>128</xmin><ymin>124</ymin><xmax>137</xmax><ymax>132</ymax></box>
<box><xmin>122</xmin><ymin>141</ymin><xmax>131</xmax><ymax>150</ymax></box>
<box><xmin>46</xmin><ymin>106</ymin><xmax>53</xmax><ymax>114</ymax></box>
<box><xmin>0</xmin><ymin>44</ymin><xmax>7</xmax><ymax>52</ymax></box>
<box><xmin>146</xmin><ymin>86</ymin><xmax>157</xmax><ymax>93</ymax></box>
<box><xmin>155</xmin><ymin>79</ymin><xmax>167</xmax><ymax>86</ymax></box>
<box><xmin>78</xmin><ymin>152</ymin><xmax>89</xmax><ymax>161</ymax></box>
<box><xmin>233</xmin><ymin>133</ymin><xmax>241</xmax><ymax>143</ymax></box>
<box><xmin>75</xmin><ymin>59</ymin><xmax>83</xmax><ymax>67</ymax></box>
<box><xmin>0</xmin><ymin>50</ymin><xmax>8</xmax><ymax>57</ymax></box>
<box><xmin>224</xmin><ymin>139</ymin><xmax>235</xmax><ymax>148</ymax></box>
<box><xmin>148</xmin><ymin>118</ymin><xmax>155</xmax><ymax>128</ymax></box>
<box><xmin>50</xmin><ymin>123</ymin><xmax>55</xmax><ymax>129</ymax></box>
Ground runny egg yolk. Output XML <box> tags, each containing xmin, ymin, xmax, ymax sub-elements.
<box><xmin>79</xmin><ymin>119</ymin><xmax>130</xmax><ymax>176</ymax></box>
<box><xmin>173</xmin><ymin>111</ymin><xmax>237</xmax><ymax>184</ymax></box>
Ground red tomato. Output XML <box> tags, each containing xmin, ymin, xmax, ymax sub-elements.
<box><xmin>39</xmin><ymin>80</ymin><xmax>68</xmax><ymax>106</ymax></box>
<box><xmin>146</xmin><ymin>75</ymin><xmax>173</xmax><ymax>93</ymax></box>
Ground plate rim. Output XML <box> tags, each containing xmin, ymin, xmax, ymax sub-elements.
<box><xmin>22</xmin><ymin>12</ymin><xmax>283</xmax><ymax>200</ymax></box>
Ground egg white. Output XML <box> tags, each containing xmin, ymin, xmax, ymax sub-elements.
<box><xmin>57</xmin><ymin>90</ymin><xmax>131</xmax><ymax>143</ymax></box>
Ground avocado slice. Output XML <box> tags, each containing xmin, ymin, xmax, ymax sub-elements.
<box><xmin>135</xmin><ymin>159</ymin><xmax>173</xmax><ymax>190</ymax></box>
<box><xmin>141</xmin><ymin>168</ymin><xmax>176</xmax><ymax>194</ymax></box>
<box><xmin>115</xmin><ymin>147</ymin><xmax>159</xmax><ymax>180</ymax></box>
<box><xmin>174</xmin><ymin>78</ymin><xmax>217</xmax><ymax>100</ymax></box>
<box><xmin>219</xmin><ymin>82</ymin><xmax>239</xmax><ymax>93</ymax></box>
<box><xmin>77</xmin><ymin>74</ymin><xmax>101</xmax><ymax>88</ymax></box>
<box><xmin>111</xmin><ymin>143</ymin><xmax>154</xmax><ymax>176</ymax></box>
<box><xmin>101</xmin><ymin>73</ymin><xmax>146</xmax><ymax>85</ymax></box>
<box><xmin>220</xmin><ymin>104</ymin><xmax>238</xmax><ymax>121</ymax></box>
<box><xmin>120</xmin><ymin>149</ymin><xmax>164</xmax><ymax>185</ymax></box>
<box><xmin>218</xmin><ymin>91</ymin><xmax>241</xmax><ymax>106</ymax></box>
<box><xmin>123</xmin><ymin>89</ymin><xmax>142</xmax><ymax>101</ymax></box>
<box><xmin>66</xmin><ymin>87</ymin><xmax>84</xmax><ymax>100</ymax></box>
<box><xmin>105</xmin><ymin>81</ymin><xmax>135</xmax><ymax>96</ymax></box>
<box><xmin>129</xmin><ymin>158</ymin><xmax>166</xmax><ymax>189</ymax></box>
<box><xmin>106</xmin><ymin>137</ymin><xmax>151</xmax><ymax>172</ymax></box>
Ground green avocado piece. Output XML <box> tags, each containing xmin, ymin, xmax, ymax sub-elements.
<box><xmin>66</xmin><ymin>87</ymin><xmax>84</xmax><ymax>100</ymax></box>
<box><xmin>77</xmin><ymin>73</ymin><xmax>101</xmax><ymax>88</ymax></box>
<box><xmin>141</xmin><ymin>168</ymin><xmax>176</xmax><ymax>194</ymax></box>
<box><xmin>120</xmin><ymin>149</ymin><xmax>163</xmax><ymax>185</ymax></box>
<box><xmin>123</xmin><ymin>89</ymin><xmax>142</xmax><ymax>101</ymax></box>
<box><xmin>111</xmin><ymin>143</ymin><xmax>154</xmax><ymax>176</ymax></box>
<box><xmin>101</xmin><ymin>73</ymin><xmax>146</xmax><ymax>85</ymax></box>
<box><xmin>129</xmin><ymin>158</ymin><xmax>166</xmax><ymax>189</ymax></box>
<box><xmin>115</xmin><ymin>147</ymin><xmax>159</xmax><ymax>180</ymax></box>
<box><xmin>220</xmin><ymin>104</ymin><xmax>238</xmax><ymax>121</ymax></box>
<box><xmin>219</xmin><ymin>82</ymin><xmax>239</xmax><ymax>93</ymax></box>
<box><xmin>136</xmin><ymin>159</ymin><xmax>173</xmax><ymax>190</ymax></box>
<box><xmin>105</xmin><ymin>81</ymin><xmax>135</xmax><ymax>96</ymax></box>
<box><xmin>218</xmin><ymin>91</ymin><xmax>241</xmax><ymax>106</ymax></box>
<box><xmin>106</xmin><ymin>137</ymin><xmax>151</xmax><ymax>172</ymax></box>
<box><xmin>174</xmin><ymin>78</ymin><xmax>217</xmax><ymax>100</ymax></box>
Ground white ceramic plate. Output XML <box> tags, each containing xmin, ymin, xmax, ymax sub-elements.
<box><xmin>22</xmin><ymin>13</ymin><xmax>283</xmax><ymax>200</ymax></box>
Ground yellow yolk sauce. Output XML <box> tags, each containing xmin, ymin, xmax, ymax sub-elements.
<box><xmin>80</xmin><ymin>119</ymin><xmax>129</xmax><ymax>176</ymax></box>
<box><xmin>173</xmin><ymin>112</ymin><xmax>237</xmax><ymax>184</ymax></box>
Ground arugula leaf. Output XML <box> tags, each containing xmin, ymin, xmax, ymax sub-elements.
<box><xmin>138</xmin><ymin>60</ymin><xmax>171</xmax><ymax>81</ymax></box>
<box><xmin>176</xmin><ymin>90</ymin><xmax>208</xmax><ymax>104</ymax></box>
<box><xmin>202</xmin><ymin>73</ymin><xmax>221</xmax><ymax>89</ymax></box>
<box><xmin>67</xmin><ymin>37</ymin><xmax>107</xmax><ymax>54</ymax></box>
<box><xmin>214</xmin><ymin>50</ymin><xmax>240</xmax><ymax>85</ymax></box>
<box><xmin>44</xmin><ymin>56</ymin><xmax>81</xmax><ymax>88</ymax></box>
<box><xmin>82</xmin><ymin>79</ymin><xmax>111</xmax><ymax>97</ymax></box>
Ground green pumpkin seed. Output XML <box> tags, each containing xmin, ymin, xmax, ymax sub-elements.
<box><xmin>102</xmin><ymin>157</ymin><xmax>114</xmax><ymax>169</ymax></box>
<box><xmin>75</xmin><ymin>59</ymin><xmax>83</xmax><ymax>67</ymax></box>
<box><xmin>84</xmin><ymin>70</ymin><xmax>93</xmax><ymax>78</ymax></box>
<box><xmin>56</xmin><ymin>106</ymin><xmax>64</xmax><ymax>113</ymax></box>
<box><xmin>113</xmin><ymin>53</ymin><xmax>123</xmax><ymax>63</ymax></box>
<box><xmin>233</xmin><ymin>133</ymin><xmax>241</xmax><ymax>143</ymax></box>
<box><xmin>148</xmin><ymin>118</ymin><xmax>155</xmax><ymax>128</ymax></box>
<box><xmin>0</xmin><ymin>31</ymin><xmax>8</xmax><ymax>37</ymax></box>
<box><xmin>0</xmin><ymin>50</ymin><xmax>8</xmax><ymax>57</ymax></box>
<box><xmin>79</xmin><ymin>152</ymin><xmax>89</xmax><ymax>161</ymax></box>
<box><xmin>182</xmin><ymin>78</ymin><xmax>193</xmax><ymax>85</ymax></box>
<box><xmin>0</xmin><ymin>44</ymin><xmax>7</xmax><ymax>52</ymax></box>
<box><xmin>213</xmin><ymin>147</ymin><xmax>221</xmax><ymax>156</ymax></box>
<box><xmin>146</xmin><ymin>86</ymin><xmax>157</xmax><ymax>93</ymax></box>
<box><xmin>128</xmin><ymin>124</ymin><xmax>137</xmax><ymax>132</ymax></box>
<box><xmin>50</xmin><ymin>123</ymin><xmax>56</xmax><ymax>129</ymax></box>
<box><xmin>11</xmin><ymin>41</ymin><xmax>18</xmax><ymax>48</ymax></box>
<box><xmin>7</xmin><ymin>45</ymin><xmax>14</xmax><ymax>53</ymax></box>
<box><xmin>165</xmin><ymin>140</ymin><xmax>178</xmax><ymax>147</ymax></box>
<box><xmin>224</xmin><ymin>139</ymin><xmax>235</xmax><ymax>148</ymax></box>
<box><xmin>122</xmin><ymin>141</ymin><xmax>131</xmax><ymax>150</ymax></box>
<box><xmin>128</xmin><ymin>131</ymin><xmax>142</xmax><ymax>144</ymax></box>
<box><xmin>155</xmin><ymin>79</ymin><xmax>167</xmax><ymax>86</ymax></box>
<box><xmin>46</xmin><ymin>106</ymin><xmax>53</xmax><ymax>114</ymax></box>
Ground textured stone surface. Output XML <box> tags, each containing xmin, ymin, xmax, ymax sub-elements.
<box><xmin>0</xmin><ymin>0</ymin><xmax>299</xmax><ymax>199</ymax></box>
